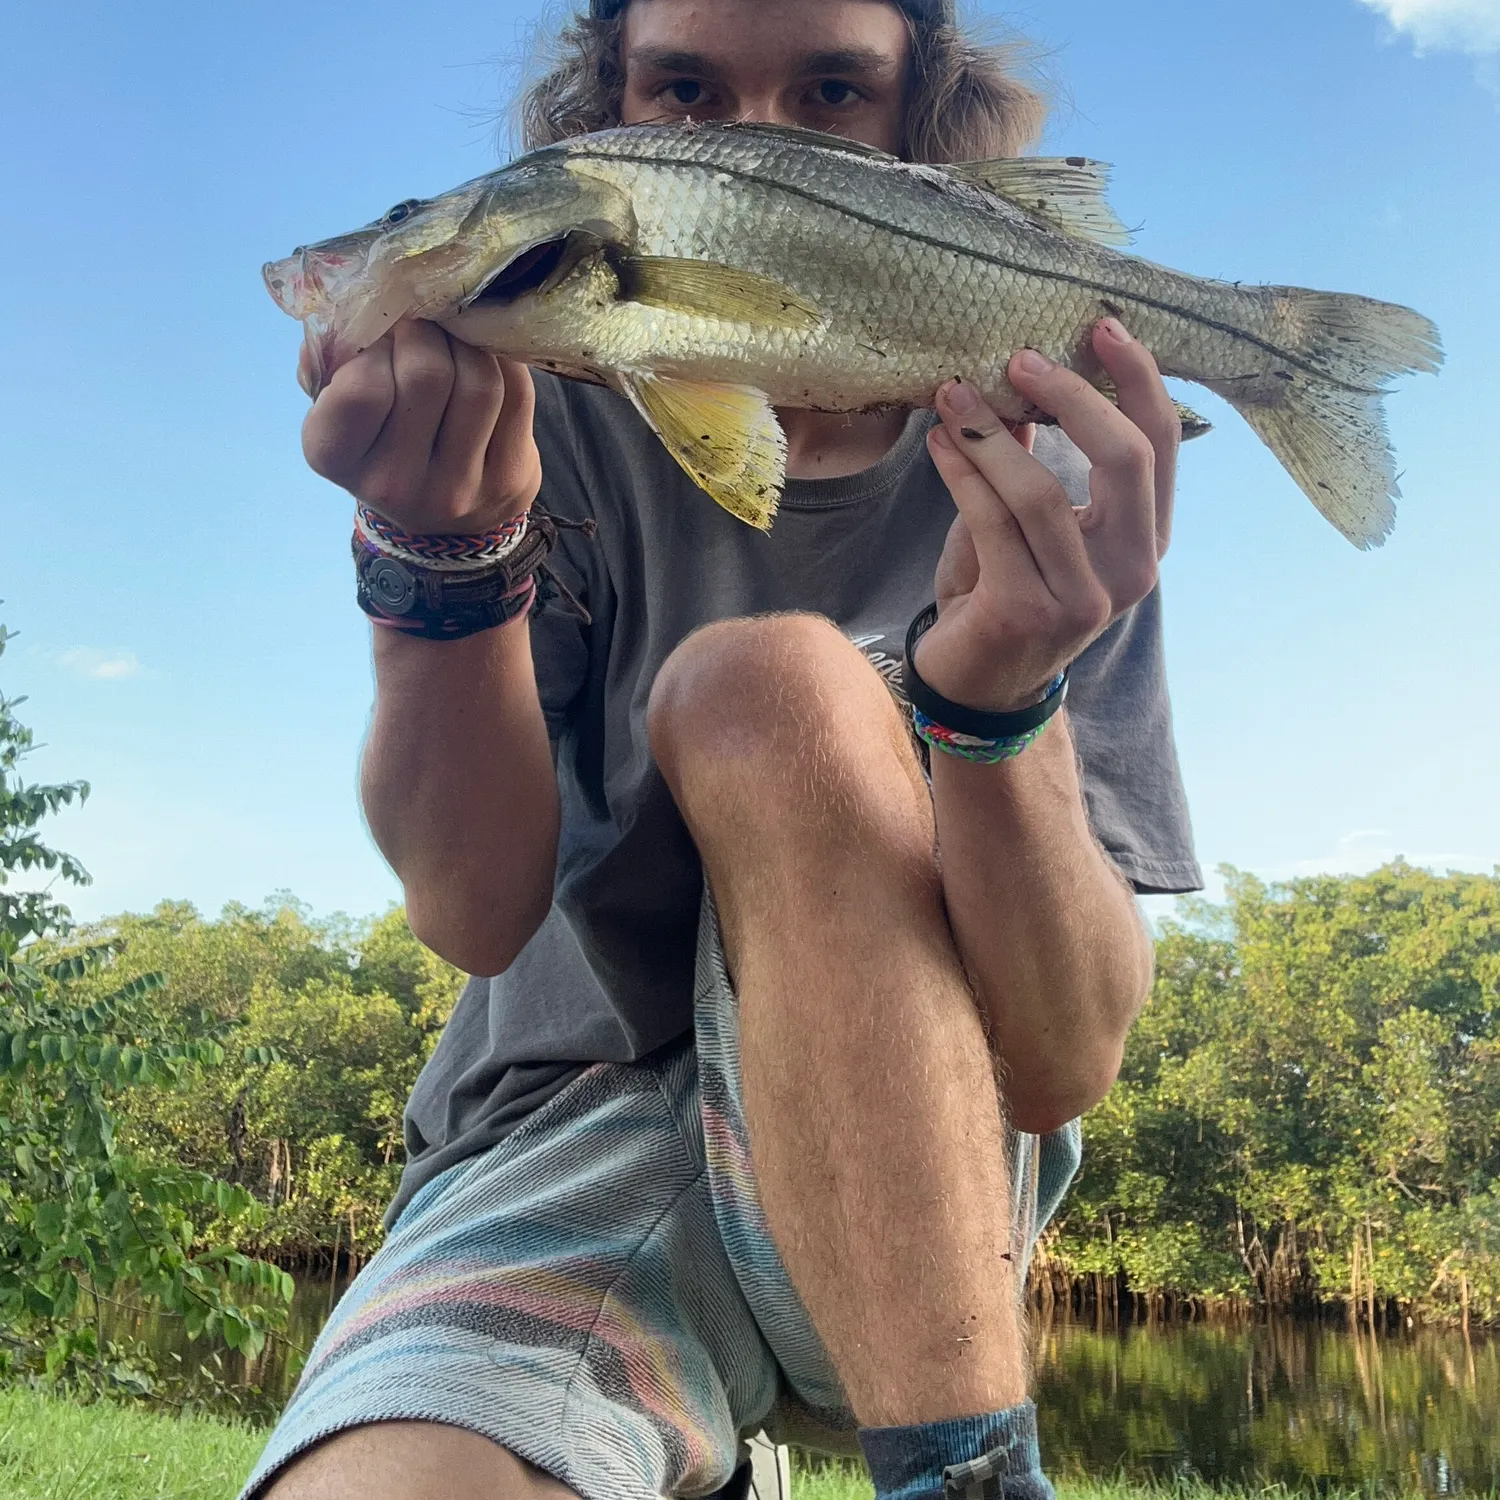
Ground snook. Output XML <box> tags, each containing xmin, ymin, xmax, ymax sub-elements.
<box><xmin>265</xmin><ymin>122</ymin><xmax>1441</xmax><ymax>544</ymax></box>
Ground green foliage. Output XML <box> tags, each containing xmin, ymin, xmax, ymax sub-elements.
<box><xmin>42</xmin><ymin>894</ymin><xmax>465</xmax><ymax>1265</ymax></box>
<box><xmin>0</xmin><ymin>625</ymin><xmax>292</xmax><ymax>1396</ymax></box>
<box><xmin>1048</xmin><ymin>864</ymin><xmax>1500</xmax><ymax>1324</ymax></box>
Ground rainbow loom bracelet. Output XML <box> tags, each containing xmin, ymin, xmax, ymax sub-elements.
<box><xmin>913</xmin><ymin>673</ymin><xmax>1066</xmax><ymax>764</ymax></box>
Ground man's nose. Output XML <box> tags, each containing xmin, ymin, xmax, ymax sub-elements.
<box><xmin>734</xmin><ymin>99</ymin><xmax>796</xmax><ymax>127</ymax></box>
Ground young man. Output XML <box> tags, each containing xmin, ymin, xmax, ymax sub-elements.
<box><xmin>250</xmin><ymin>2</ymin><xmax>1201</xmax><ymax>1497</ymax></box>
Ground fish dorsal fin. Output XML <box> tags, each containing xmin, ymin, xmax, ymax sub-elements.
<box><xmin>619</xmin><ymin>374</ymin><xmax>785</xmax><ymax>530</ymax></box>
<box><xmin>709</xmin><ymin>120</ymin><xmax>897</xmax><ymax>159</ymax></box>
<box><xmin>617</xmin><ymin>255</ymin><xmax>824</xmax><ymax>331</ymax></box>
<box><xmin>951</xmin><ymin>156</ymin><xmax>1132</xmax><ymax>247</ymax></box>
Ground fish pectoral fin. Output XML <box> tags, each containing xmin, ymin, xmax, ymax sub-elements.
<box><xmin>952</xmin><ymin>157</ymin><xmax>1133</xmax><ymax>247</ymax></box>
<box><xmin>620</xmin><ymin>374</ymin><xmax>785</xmax><ymax>531</ymax></box>
<box><xmin>617</xmin><ymin>256</ymin><xmax>824</xmax><ymax>332</ymax></box>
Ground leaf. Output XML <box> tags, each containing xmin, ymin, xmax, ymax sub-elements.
<box><xmin>32</xmin><ymin>1200</ymin><xmax>65</xmax><ymax>1245</ymax></box>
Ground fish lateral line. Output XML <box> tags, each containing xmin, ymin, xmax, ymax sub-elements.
<box><xmin>564</xmin><ymin>144</ymin><xmax>1375</xmax><ymax>395</ymax></box>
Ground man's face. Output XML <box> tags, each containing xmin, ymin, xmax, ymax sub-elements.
<box><xmin>619</xmin><ymin>0</ymin><xmax>911</xmax><ymax>155</ymax></box>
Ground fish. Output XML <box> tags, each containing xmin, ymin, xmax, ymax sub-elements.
<box><xmin>264</xmin><ymin>121</ymin><xmax>1441</xmax><ymax>544</ymax></box>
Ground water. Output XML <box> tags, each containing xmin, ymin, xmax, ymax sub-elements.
<box><xmin>1033</xmin><ymin>1315</ymin><xmax>1499</xmax><ymax>1493</ymax></box>
<box><xmin>115</xmin><ymin>1283</ymin><xmax>1499</xmax><ymax>1492</ymax></box>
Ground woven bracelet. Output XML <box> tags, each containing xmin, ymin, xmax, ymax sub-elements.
<box><xmin>903</xmin><ymin>602</ymin><xmax>1068</xmax><ymax>763</ymax></box>
<box><xmin>352</xmin><ymin>503</ymin><xmax>597</xmax><ymax>641</ymax></box>
<box><xmin>354</xmin><ymin>503</ymin><xmax>531</xmax><ymax>571</ymax></box>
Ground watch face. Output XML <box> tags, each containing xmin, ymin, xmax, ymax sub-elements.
<box><xmin>367</xmin><ymin>556</ymin><xmax>417</xmax><ymax>615</ymax></box>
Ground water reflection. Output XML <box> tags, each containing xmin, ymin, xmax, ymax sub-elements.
<box><xmin>105</xmin><ymin>1284</ymin><xmax>1499</xmax><ymax>1492</ymax></box>
<box><xmin>1033</xmin><ymin>1313</ymin><xmax>1500</xmax><ymax>1494</ymax></box>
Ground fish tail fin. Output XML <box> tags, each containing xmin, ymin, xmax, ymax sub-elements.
<box><xmin>1204</xmin><ymin>291</ymin><xmax>1442</xmax><ymax>548</ymax></box>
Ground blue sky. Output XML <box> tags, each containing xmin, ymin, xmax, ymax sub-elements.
<box><xmin>2</xmin><ymin>0</ymin><xmax>1497</xmax><ymax>928</ymax></box>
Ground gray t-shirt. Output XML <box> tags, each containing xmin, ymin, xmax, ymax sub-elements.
<box><xmin>390</xmin><ymin>373</ymin><xmax>1202</xmax><ymax>1224</ymax></box>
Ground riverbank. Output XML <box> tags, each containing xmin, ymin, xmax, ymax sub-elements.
<box><xmin>3</xmin><ymin>1388</ymin><xmax>1494</xmax><ymax>1500</ymax></box>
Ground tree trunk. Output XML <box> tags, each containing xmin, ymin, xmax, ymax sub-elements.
<box><xmin>327</xmin><ymin>1214</ymin><xmax>343</xmax><ymax>1316</ymax></box>
<box><xmin>1356</xmin><ymin>1230</ymin><xmax>1368</xmax><ymax>1326</ymax></box>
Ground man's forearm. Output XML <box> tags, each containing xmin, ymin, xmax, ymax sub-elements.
<box><xmin>361</xmin><ymin>621</ymin><xmax>559</xmax><ymax>976</ymax></box>
<box><xmin>930</xmin><ymin>716</ymin><xmax>1153</xmax><ymax>1134</ymax></box>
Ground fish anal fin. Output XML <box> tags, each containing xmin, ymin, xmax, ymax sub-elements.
<box><xmin>952</xmin><ymin>157</ymin><xmax>1132</xmax><ymax>247</ymax></box>
<box><xmin>620</xmin><ymin>374</ymin><xmax>785</xmax><ymax>530</ymax></box>
<box><xmin>618</xmin><ymin>256</ymin><xmax>823</xmax><ymax>332</ymax></box>
<box><xmin>1089</xmin><ymin>370</ymin><xmax>1213</xmax><ymax>441</ymax></box>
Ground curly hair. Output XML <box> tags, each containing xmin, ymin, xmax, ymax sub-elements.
<box><xmin>516</xmin><ymin>3</ymin><xmax>1047</xmax><ymax>164</ymax></box>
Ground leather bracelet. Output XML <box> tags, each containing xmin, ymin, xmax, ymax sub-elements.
<box><xmin>353</xmin><ymin>504</ymin><xmax>596</xmax><ymax>640</ymax></box>
<box><xmin>902</xmin><ymin>602</ymin><xmax>1069</xmax><ymax>739</ymax></box>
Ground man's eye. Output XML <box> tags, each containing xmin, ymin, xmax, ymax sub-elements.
<box><xmin>815</xmin><ymin>80</ymin><xmax>860</xmax><ymax>107</ymax></box>
<box><xmin>666</xmin><ymin>80</ymin><xmax>704</xmax><ymax>106</ymax></box>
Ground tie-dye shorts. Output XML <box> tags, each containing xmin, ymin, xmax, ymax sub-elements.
<box><xmin>241</xmin><ymin>897</ymin><xmax>1082</xmax><ymax>1500</ymax></box>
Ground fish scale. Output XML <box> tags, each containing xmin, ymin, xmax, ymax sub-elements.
<box><xmin>265</xmin><ymin>120</ymin><xmax>1442</xmax><ymax>544</ymax></box>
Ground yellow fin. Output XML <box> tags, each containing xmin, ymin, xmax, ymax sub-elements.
<box><xmin>617</xmin><ymin>256</ymin><xmax>823</xmax><ymax>331</ymax></box>
<box><xmin>620</xmin><ymin>374</ymin><xmax>785</xmax><ymax>530</ymax></box>
<box><xmin>953</xmin><ymin>157</ymin><xmax>1132</xmax><ymax>247</ymax></box>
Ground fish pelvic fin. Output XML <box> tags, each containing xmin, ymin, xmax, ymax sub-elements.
<box><xmin>1203</xmin><ymin>291</ymin><xmax>1442</xmax><ymax>549</ymax></box>
<box><xmin>620</xmin><ymin>374</ymin><xmax>785</xmax><ymax>530</ymax></box>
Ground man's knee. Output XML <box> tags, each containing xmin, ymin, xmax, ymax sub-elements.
<box><xmin>261</xmin><ymin>1420</ymin><xmax>578</xmax><ymax>1500</ymax></box>
<box><xmin>647</xmin><ymin>612</ymin><xmax>901</xmax><ymax>787</ymax></box>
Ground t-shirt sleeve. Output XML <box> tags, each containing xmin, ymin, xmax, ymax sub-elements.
<box><xmin>1031</xmin><ymin>428</ymin><xmax>1204</xmax><ymax>896</ymax></box>
<box><xmin>1068</xmin><ymin>588</ymin><xmax>1203</xmax><ymax>895</ymax></box>
<box><xmin>527</xmin><ymin>374</ymin><xmax>604</xmax><ymax>742</ymax></box>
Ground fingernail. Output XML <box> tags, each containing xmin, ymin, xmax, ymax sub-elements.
<box><xmin>1101</xmin><ymin>318</ymin><xmax>1133</xmax><ymax>344</ymax></box>
<box><xmin>1014</xmin><ymin>348</ymin><xmax>1052</xmax><ymax>375</ymax></box>
<box><xmin>943</xmin><ymin>378</ymin><xmax>978</xmax><ymax>413</ymax></box>
<box><xmin>929</xmin><ymin>424</ymin><xmax>955</xmax><ymax>450</ymax></box>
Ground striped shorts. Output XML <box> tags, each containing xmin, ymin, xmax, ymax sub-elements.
<box><xmin>242</xmin><ymin>897</ymin><xmax>1081</xmax><ymax>1500</ymax></box>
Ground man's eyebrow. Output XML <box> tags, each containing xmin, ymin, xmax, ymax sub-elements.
<box><xmin>627</xmin><ymin>47</ymin><xmax>724</xmax><ymax>77</ymax></box>
<box><xmin>625</xmin><ymin>45</ymin><xmax>901</xmax><ymax>79</ymax></box>
<box><xmin>796</xmin><ymin>47</ymin><xmax>902</xmax><ymax>78</ymax></box>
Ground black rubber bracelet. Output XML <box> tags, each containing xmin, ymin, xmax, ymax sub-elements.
<box><xmin>902</xmin><ymin>602</ymin><xmax>1069</xmax><ymax>739</ymax></box>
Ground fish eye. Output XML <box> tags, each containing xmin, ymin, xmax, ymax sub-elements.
<box><xmin>383</xmin><ymin>199</ymin><xmax>421</xmax><ymax>226</ymax></box>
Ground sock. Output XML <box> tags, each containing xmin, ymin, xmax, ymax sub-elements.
<box><xmin>858</xmin><ymin>1400</ymin><xmax>1055</xmax><ymax>1500</ymax></box>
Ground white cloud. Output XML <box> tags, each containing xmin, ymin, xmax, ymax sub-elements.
<box><xmin>57</xmin><ymin>648</ymin><xmax>144</xmax><ymax>681</ymax></box>
<box><xmin>1356</xmin><ymin>0</ymin><xmax>1500</xmax><ymax>53</ymax></box>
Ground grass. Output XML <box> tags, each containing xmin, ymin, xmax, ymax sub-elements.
<box><xmin>0</xmin><ymin>1386</ymin><xmax>265</xmax><ymax>1500</ymax></box>
<box><xmin>2</xmin><ymin>1387</ymin><xmax>1490</xmax><ymax>1500</ymax></box>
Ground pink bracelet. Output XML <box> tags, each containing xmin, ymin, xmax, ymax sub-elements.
<box><xmin>354</xmin><ymin>503</ymin><xmax>530</xmax><ymax>568</ymax></box>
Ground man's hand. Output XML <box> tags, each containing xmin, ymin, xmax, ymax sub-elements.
<box><xmin>299</xmin><ymin>321</ymin><xmax>558</xmax><ymax>973</ymax></box>
<box><xmin>917</xmin><ymin>317</ymin><xmax>1179</xmax><ymax>713</ymax></box>
<box><xmin>298</xmin><ymin>320</ymin><xmax>541</xmax><ymax>534</ymax></box>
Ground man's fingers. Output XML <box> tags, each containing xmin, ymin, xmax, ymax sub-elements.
<box><xmin>926</xmin><ymin>426</ymin><xmax>1054</xmax><ymax>612</ymax></box>
<box><xmin>1092</xmin><ymin>319</ymin><xmax>1180</xmax><ymax>556</ymax></box>
<box><xmin>935</xmin><ymin>382</ymin><xmax>1096</xmax><ymax>606</ymax></box>
<box><xmin>1006</xmin><ymin>347</ymin><xmax>1160</xmax><ymax>603</ymax></box>
<box><xmin>360</xmin><ymin>321</ymin><xmax>457</xmax><ymax>502</ymax></box>
<box><xmin>428</xmin><ymin>339</ymin><xmax>506</xmax><ymax>500</ymax></box>
<box><xmin>301</xmin><ymin>335</ymin><xmax>396</xmax><ymax>484</ymax></box>
<box><xmin>483</xmin><ymin>359</ymin><xmax>541</xmax><ymax>513</ymax></box>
